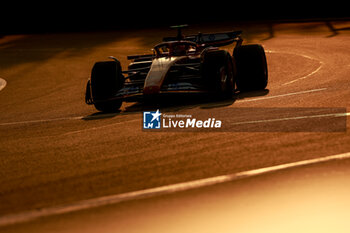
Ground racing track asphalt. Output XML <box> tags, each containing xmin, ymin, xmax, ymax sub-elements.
<box><xmin>0</xmin><ymin>20</ymin><xmax>350</xmax><ymax>232</ymax></box>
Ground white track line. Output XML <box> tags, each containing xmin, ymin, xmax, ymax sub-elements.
<box><xmin>63</xmin><ymin>119</ymin><xmax>139</xmax><ymax>135</ymax></box>
<box><xmin>230</xmin><ymin>112</ymin><xmax>350</xmax><ymax>125</ymax></box>
<box><xmin>236</xmin><ymin>88</ymin><xmax>327</xmax><ymax>103</ymax></box>
<box><xmin>0</xmin><ymin>78</ymin><xmax>7</xmax><ymax>91</ymax></box>
<box><xmin>265</xmin><ymin>50</ymin><xmax>324</xmax><ymax>86</ymax></box>
<box><xmin>0</xmin><ymin>114</ymin><xmax>134</xmax><ymax>126</ymax></box>
<box><xmin>1</xmin><ymin>151</ymin><xmax>350</xmax><ymax>227</ymax></box>
<box><xmin>0</xmin><ymin>116</ymin><xmax>84</xmax><ymax>126</ymax></box>
<box><xmin>282</xmin><ymin>64</ymin><xmax>324</xmax><ymax>86</ymax></box>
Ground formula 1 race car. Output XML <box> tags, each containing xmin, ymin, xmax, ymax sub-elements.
<box><xmin>85</xmin><ymin>25</ymin><xmax>268</xmax><ymax>112</ymax></box>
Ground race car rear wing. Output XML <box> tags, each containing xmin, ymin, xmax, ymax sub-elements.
<box><xmin>163</xmin><ymin>30</ymin><xmax>243</xmax><ymax>47</ymax></box>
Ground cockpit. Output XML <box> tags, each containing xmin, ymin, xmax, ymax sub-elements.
<box><xmin>154</xmin><ymin>41</ymin><xmax>198</xmax><ymax>57</ymax></box>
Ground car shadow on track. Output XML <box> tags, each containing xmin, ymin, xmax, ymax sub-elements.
<box><xmin>81</xmin><ymin>111</ymin><xmax>121</xmax><ymax>121</ymax></box>
<box><xmin>235</xmin><ymin>89</ymin><xmax>270</xmax><ymax>100</ymax></box>
<box><xmin>82</xmin><ymin>89</ymin><xmax>269</xmax><ymax>120</ymax></box>
<box><xmin>125</xmin><ymin>96</ymin><xmax>236</xmax><ymax>113</ymax></box>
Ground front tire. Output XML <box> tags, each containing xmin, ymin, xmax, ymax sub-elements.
<box><xmin>201</xmin><ymin>50</ymin><xmax>234</xmax><ymax>98</ymax></box>
<box><xmin>90</xmin><ymin>61</ymin><xmax>124</xmax><ymax>112</ymax></box>
<box><xmin>93</xmin><ymin>100</ymin><xmax>122</xmax><ymax>112</ymax></box>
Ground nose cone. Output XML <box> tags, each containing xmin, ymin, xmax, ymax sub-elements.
<box><xmin>143</xmin><ymin>85</ymin><xmax>160</xmax><ymax>95</ymax></box>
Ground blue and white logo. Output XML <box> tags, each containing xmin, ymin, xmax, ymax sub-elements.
<box><xmin>143</xmin><ymin>109</ymin><xmax>161</xmax><ymax>129</ymax></box>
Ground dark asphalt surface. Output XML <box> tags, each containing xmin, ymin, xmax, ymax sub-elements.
<box><xmin>0</xmin><ymin>20</ymin><xmax>350</xmax><ymax>232</ymax></box>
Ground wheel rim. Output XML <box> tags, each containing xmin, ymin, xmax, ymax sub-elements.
<box><xmin>220</xmin><ymin>66</ymin><xmax>227</xmax><ymax>92</ymax></box>
<box><xmin>227</xmin><ymin>59</ymin><xmax>234</xmax><ymax>91</ymax></box>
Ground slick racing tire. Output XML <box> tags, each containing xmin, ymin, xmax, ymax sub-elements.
<box><xmin>234</xmin><ymin>44</ymin><xmax>268</xmax><ymax>91</ymax></box>
<box><xmin>201</xmin><ymin>50</ymin><xmax>235</xmax><ymax>98</ymax></box>
<box><xmin>93</xmin><ymin>100</ymin><xmax>123</xmax><ymax>113</ymax></box>
<box><xmin>90</xmin><ymin>61</ymin><xmax>124</xmax><ymax>112</ymax></box>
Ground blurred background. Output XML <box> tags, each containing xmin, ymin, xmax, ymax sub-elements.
<box><xmin>1</xmin><ymin>1</ymin><xmax>349</xmax><ymax>34</ymax></box>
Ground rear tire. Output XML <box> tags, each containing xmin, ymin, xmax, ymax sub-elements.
<box><xmin>90</xmin><ymin>61</ymin><xmax>124</xmax><ymax>112</ymax></box>
<box><xmin>234</xmin><ymin>44</ymin><xmax>268</xmax><ymax>91</ymax></box>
